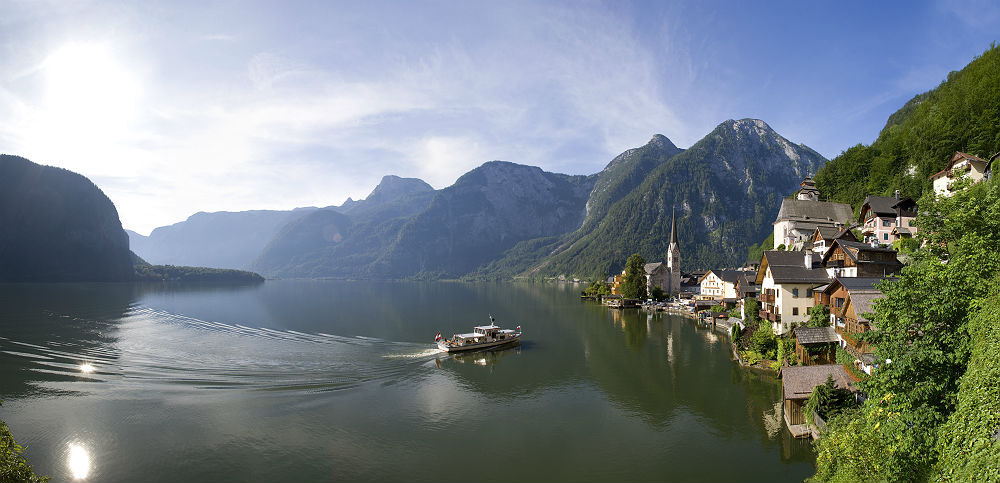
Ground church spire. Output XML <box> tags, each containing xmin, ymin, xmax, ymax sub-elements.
<box><xmin>670</xmin><ymin>208</ymin><xmax>678</xmax><ymax>246</ymax></box>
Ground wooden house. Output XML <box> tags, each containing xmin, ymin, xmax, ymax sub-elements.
<box><xmin>792</xmin><ymin>326</ymin><xmax>838</xmax><ymax>365</ymax></box>
<box><xmin>859</xmin><ymin>193</ymin><xmax>918</xmax><ymax>246</ymax></box>
<box><xmin>781</xmin><ymin>364</ymin><xmax>855</xmax><ymax>437</ymax></box>
<box><xmin>817</xmin><ymin>277</ymin><xmax>891</xmax><ymax>374</ymax></box>
<box><xmin>821</xmin><ymin>239</ymin><xmax>902</xmax><ymax>278</ymax></box>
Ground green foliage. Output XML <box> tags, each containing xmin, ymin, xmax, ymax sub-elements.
<box><xmin>727</xmin><ymin>306</ymin><xmax>741</xmax><ymax>318</ymax></box>
<box><xmin>740</xmin><ymin>350</ymin><xmax>762</xmax><ymax>366</ymax></box>
<box><xmin>814</xmin><ymin>43</ymin><xmax>1000</xmax><ymax>209</ymax></box>
<box><xmin>891</xmin><ymin>237</ymin><xmax>920</xmax><ymax>254</ymax></box>
<box><xmin>807</xmin><ymin>304</ymin><xmax>830</xmax><ymax>327</ymax></box>
<box><xmin>746</xmin><ymin>232</ymin><xmax>773</xmax><ymax>263</ymax></box>
<box><xmin>743</xmin><ymin>297</ymin><xmax>762</xmax><ymax>325</ymax></box>
<box><xmin>804</xmin><ymin>375</ymin><xmax>857</xmax><ymax>424</ymax></box>
<box><xmin>748</xmin><ymin>323</ymin><xmax>777</xmax><ymax>360</ymax></box>
<box><xmin>775</xmin><ymin>336</ymin><xmax>795</xmax><ymax>366</ymax></box>
<box><xmin>620</xmin><ymin>254</ymin><xmax>648</xmax><ymax>300</ymax></box>
<box><xmin>649</xmin><ymin>285</ymin><xmax>666</xmax><ymax>301</ymax></box>
<box><xmin>709</xmin><ymin>304</ymin><xmax>724</xmax><ymax>313</ymax></box>
<box><xmin>730</xmin><ymin>323</ymin><xmax>742</xmax><ymax>344</ymax></box>
<box><xmin>0</xmin><ymin>403</ymin><xmax>49</xmax><ymax>482</ymax></box>
<box><xmin>134</xmin><ymin>264</ymin><xmax>265</xmax><ymax>283</ymax></box>
<box><xmin>775</xmin><ymin>243</ymin><xmax>786</xmax><ymax>251</ymax></box>
<box><xmin>812</xmin><ymin>174</ymin><xmax>1000</xmax><ymax>481</ymax></box>
<box><xmin>583</xmin><ymin>276</ymin><xmax>612</xmax><ymax>297</ymax></box>
<box><xmin>933</xmin><ymin>281</ymin><xmax>1000</xmax><ymax>480</ymax></box>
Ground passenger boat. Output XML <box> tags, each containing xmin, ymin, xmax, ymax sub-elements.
<box><xmin>435</xmin><ymin>316</ymin><xmax>521</xmax><ymax>353</ymax></box>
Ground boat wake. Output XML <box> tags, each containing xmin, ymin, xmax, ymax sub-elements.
<box><xmin>0</xmin><ymin>305</ymin><xmax>439</xmax><ymax>396</ymax></box>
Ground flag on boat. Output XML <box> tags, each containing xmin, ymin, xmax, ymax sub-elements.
<box><xmin>434</xmin><ymin>332</ymin><xmax>442</xmax><ymax>341</ymax></box>
<box><xmin>516</xmin><ymin>326</ymin><xmax>521</xmax><ymax>330</ymax></box>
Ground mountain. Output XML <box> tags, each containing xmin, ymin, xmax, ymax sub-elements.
<box><xmin>368</xmin><ymin>161</ymin><xmax>595</xmax><ymax>278</ymax></box>
<box><xmin>507</xmin><ymin>119</ymin><xmax>826</xmax><ymax>277</ymax></box>
<box><xmin>0</xmin><ymin>154</ymin><xmax>134</xmax><ymax>282</ymax></box>
<box><xmin>128</xmin><ymin>208</ymin><xmax>318</xmax><ymax>269</ymax></box>
<box><xmin>252</xmin><ymin>174</ymin><xmax>437</xmax><ymax>277</ymax></box>
<box><xmin>815</xmin><ymin>44</ymin><xmax>1000</xmax><ymax>209</ymax></box>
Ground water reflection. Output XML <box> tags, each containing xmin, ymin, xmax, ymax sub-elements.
<box><xmin>437</xmin><ymin>346</ymin><xmax>521</xmax><ymax>368</ymax></box>
<box><xmin>67</xmin><ymin>443</ymin><xmax>91</xmax><ymax>480</ymax></box>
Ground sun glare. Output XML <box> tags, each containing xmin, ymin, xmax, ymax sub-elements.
<box><xmin>67</xmin><ymin>443</ymin><xmax>91</xmax><ymax>480</ymax></box>
<box><xmin>33</xmin><ymin>42</ymin><xmax>141</xmax><ymax>164</ymax></box>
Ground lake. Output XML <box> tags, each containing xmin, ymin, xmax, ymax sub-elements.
<box><xmin>0</xmin><ymin>281</ymin><xmax>814</xmax><ymax>482</ymax></box>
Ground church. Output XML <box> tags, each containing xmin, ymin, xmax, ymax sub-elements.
<box><xmin>645</xmin><ymin>210</ymin><xmax>682</xmax><ymax>296</ymax></box>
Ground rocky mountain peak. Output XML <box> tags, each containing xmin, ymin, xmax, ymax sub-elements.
<box><xmin>365</xmin><ymin>175</ymin><xmax>433</xmax><ymax>205</ymax></box>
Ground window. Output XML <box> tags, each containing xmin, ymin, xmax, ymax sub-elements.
<box><xmin>835</xmin><ymin>297</ymin><xmax>845</xmax><ymax>308</ymax></box>
<box><xmin>806</xmin><ymin>289</ymin><xmax>813</xmax><ymax>297</ymax></box>
<box><xmin>793</xmin><ymin>307</ymin><xmax>799</xmax><ymax>316</ymax></box>
<box><xmin>909</xmin><ymin>219</ymin><xmax>915</xmax><ymax>227</ymax></box>
<box><xmin>792</xmin><ymin>288</ymin><xmax>799</xmax><ymax>298</ymax></box>
<box><xmin>882</xmin><ymin>219</ymin><xmax>891</xmax><ymax>227</ymax></box>
<box><xmin>883</xmin><ymin>233</ymin><xmax>889</xmax><ymax>240</ymax></box>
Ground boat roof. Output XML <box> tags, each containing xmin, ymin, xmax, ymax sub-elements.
<box><xmin>474</xmin><ymin>324</ymin><xmax>500</xmax><ymax>330</ymax></box>
<box><xmin>455</xmin><ymin>332</ymin><xmax>484</xmax><ymax>338</ymax></box>
<box><xmin>498</xmin><ymin>329</ymin><xmax>516</xmax><ymax>333</ymax></box>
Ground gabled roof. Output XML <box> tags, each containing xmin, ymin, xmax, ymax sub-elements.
<box><xmin>794</xmin><ymin>326</ymin><xmax>839</xmax><ymax>344</ymax></box>
<box><xmin>821</xmin><ymin>239</ymin><xmax>901</xmax><ymax>267</ymax></box>
<box><xmin>849</xmin><ymin>292</ymin><xmax>884</xmax><ymax>322</ymax></box>
<box><xmin>861</xmin><ymin>196</ymin><xmax>900</xmax><ymax>217</ymax></box>
<box><xmin>822</xmin><ymin>276</ymin><xmax>893</xmax><ymax>295</ymax></box>
<box><xmin>644</xmin><ymin>262</ymin><xmax>664</xmax><ymax>274</ymax></box>
<box><xmin>812</xmin><ymin>226</ymin><xmax>841</xmax><ymax>242</ymax></box>
<box><xmin>756</xmin><ymin>250</ymin><xmax>823</xmax><ymax>284</ymax></box>
<box><xmin>930</xmin><ymin>151</ymin><xmax>989</xmax><ymax>179</ymax></box>
<box><xmin>767</xmin><ymin>265</ymin><xmax>830</xmax><ymax>284</ymax></box>
<box><xmin>774</xmin><ymin>199</ymin><xmax>854</xmax><ymax>225</ymax></box>
<box><xmin>833</xmin><ymin>227</ymin><xmax>859</xmax><ymax>242</ymax></box>
<box><xmin>699</xmin><ymin>268</ymin><xmax>744</xmax><ymax>285</ymax></box>
<box><xmin>782</xmin><ymin>364</ymin><xmax>855</xmax><ymax>400</ymax></box>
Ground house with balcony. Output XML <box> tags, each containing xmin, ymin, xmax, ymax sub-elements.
<box><xmin>810</xmin><ymin>226</ymin><xmax>858</xmax><ymax>255</ymax></box>
<box><xmin>821</xmin><ymin>239</ymin><xmax>902</xmax><ymax>278</ymax></box>
<box><xmin>816</xmin><ymin>276</ymin><xmax>892</xmax><ymax>374</ymax></box>
<box><xmin>930</xmin><ymin>151</ymin><xmax>989</xmax><ymax>197</ymax></box>
<box><xmin>859</xmin><ymin>193</ymin><xmax>918</xmax><ymax>246</ymax></box>
<box><xmin>755</xmin><ymin>250</ymin><xmax>829</xmax><ymax>336</ymax></box>
<box><xmin>698</xmin><ymin>269</ymin><xmax>743</xmax><ymax>301</ymax></box>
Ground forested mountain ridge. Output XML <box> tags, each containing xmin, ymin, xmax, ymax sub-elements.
<box><xmin>815</xmin><ymin>43</ymin><xmax>1000</xmax><ymax>209</ymax></box>
<box><xmin>510</xmin><ymin>119</ymin><xmax>825</xmax><ymax>277</ymax></box>
<box><xmin>0</xmin><ymin>154</ymin><xmax>134</xmax><ymax>282</ymax></box>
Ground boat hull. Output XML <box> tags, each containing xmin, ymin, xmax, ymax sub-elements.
<box><xmin>437</xmin><ymin>334</ymin><xmax>521</xmax><ymax>353</ymax></box>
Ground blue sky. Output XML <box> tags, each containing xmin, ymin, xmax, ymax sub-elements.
<box><xmin>1</xmin><ymin>0</ymin><xmax>998</xmax><ymax>233</ymax></box>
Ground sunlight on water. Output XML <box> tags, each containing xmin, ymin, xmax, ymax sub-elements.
<box><xmin>67</xmin><ymin>443</ymin><xmax>91</xmax><ymax>480</ymax></box>
<box><xmin>78</xmin><ymin>363</ymin><xmax>95</xmax><ymax>373</ymax></box>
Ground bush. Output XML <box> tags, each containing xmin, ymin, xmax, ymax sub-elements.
<box><xmin>0</xmin><ymin>403</ymin><xmax>48</xmax><ymax>482</ymax></box>
<box><xmin>749</xmin><ymin>323</ymin><xmax>777</xmax><ymax>360</ymax></box>
<box><xmin>740</xmin><ymin>350</ymin><xmax>762</xmax><ymax>366</ymax></box>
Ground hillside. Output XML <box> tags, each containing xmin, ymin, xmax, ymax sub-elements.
<box><xmin>503</xmin><ymin>119</ymin><xmax>825</xmax><ymax>278</ymax></box>
<box><xmin>0</xmin><ymin>154</ymin><xmax>134</xmax><ymax>282</ymax></box>
<box><xmin>815</xmin><ymin>43</ymin><xmax>1000</xmax><ymax>209</ymax></box>
<box><xmin>128</xmin><ymin>208</ymin><xmax>318</xmax><ymax>269</ymax></box>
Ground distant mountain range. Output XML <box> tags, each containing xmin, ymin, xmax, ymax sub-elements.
<box><xmin>128</xmin><ymin>118</ymin><xmax>826</xmax><ymax>279</ymax></box>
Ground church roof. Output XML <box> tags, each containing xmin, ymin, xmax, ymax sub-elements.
<box><xmin>774</xmin><ymin>199</ymin><xmax>853</xmax><ymax>225</ymax></box>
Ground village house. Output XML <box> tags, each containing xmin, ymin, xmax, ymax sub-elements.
<box><xmin>781</xmin><ymin>364</ymin><xmax>855</xmax><ymax>438</ymax></box>
<box><xmin>735</xmin><ymin>271</ymin><xmax>759</xmax><ymax>320</ymax></box>
<box><xmin>810</xmin><ymin>226</ymin><xmax>858</xmax><ymax>255</ymax></box>
<box><xmin>698</xmin><ymin>269</ymin><xmax>743</xmax><ymax>300</ymax></box>
<box><xmin>859</xmin><ymin>193</ymin><xmax>918</xmax><ymax>246</ymax></box>
<box><xmin>792</xmin><ymin>326</ymin><xmax>839</xmax><ymax>365</ymax></box>
<box><xmin>755</xmin><ymin>251</ymin><xmax>829</xmax><ymax>336</ymax></box>
<box><xmin>773</xmin><ymin>178</ymin><xmax>854</xmax><ymax>250</ymax></box>
<box><xmin>929</xmin><ymin>151</ymin><xmax>990</xmax><ymax>197</ymax></box>
<box><xmin>816</xmin><ymin>277</ymin><xmax>891</xmax><ymax>374</ymax></box>
<box><xmin>821</xmin><ymin>239</ymin><xmax>902</xmax><ymax>278</ymax></box>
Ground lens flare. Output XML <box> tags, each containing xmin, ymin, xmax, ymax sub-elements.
<box><xmin>67</xmin><ymin>443</ymin><xmax>91</xmax><ymax>480</ymax></box>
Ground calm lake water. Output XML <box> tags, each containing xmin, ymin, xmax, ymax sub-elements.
<box><xmin>0</xmin><ymin>281</ymin><xmax>814</xmax><ymax>482</ymax></box>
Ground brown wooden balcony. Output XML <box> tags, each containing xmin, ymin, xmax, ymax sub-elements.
<box><xmin>758</xmin><ymin>293</ymin><xmax>775</xmax><ymax>304</ymax></box>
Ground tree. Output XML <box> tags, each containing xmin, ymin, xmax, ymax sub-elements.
<box><xmin>0</xmin><ymin>402</ymin><xmax>48</xmax><ymax>482</ymax></box>
<box><xmin>812</xmin><ymin>175</ymin><xmax>1000</xmax><ymax>481</ymax></box>
<box><xmin>650</xmin><ymin>285</ymin><xmax>666</xmax><ymax>301</ymax></box>
<box><xmin>743</xmin><ymin>297</ymin><xmax>762</xmax><ymax>325</ymax></box>
<box><xmin>620</xmin><ymin>253</ymin><xmax>647</xmax><ymax>300</ymax></box>
<box><xmin>807</xmin><ymin>304</ymin><xmax>830</xmax><ymax>327</ymax></box>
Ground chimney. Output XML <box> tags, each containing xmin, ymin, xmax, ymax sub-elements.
<box><xmin>804</xmin><ymin>251</ymin><xmax>813</xmax><ymax>269</ymax></box>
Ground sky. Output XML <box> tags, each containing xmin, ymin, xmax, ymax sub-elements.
<box><xmin>1</xmin><ymin>1</ymin><xmax>999</xmax><ymax>234</ymax></box>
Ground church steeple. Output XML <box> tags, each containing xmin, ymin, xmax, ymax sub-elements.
<box><xmin>669</xmin><ymin>208</ymin><xmax>678</xmax><ymax>246</ymax></box>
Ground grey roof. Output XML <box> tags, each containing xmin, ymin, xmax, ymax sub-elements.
<box><xmin>763</xmin><ymin>250</ymin><xmax>810</xmax><ymax>267</ymax></box>
<box><xmin>850</xmin><ymin>292</ymin><xmax>884</xmax><ymax>322</ymax></box>
<box><xmin>823</xmin><ymin>240</ymin><xmax>902</xmax><ymax>268</ymax></box>
<box><xmin>775</xmin><ymin>199</ymin><xmax>854</xmax><ymax>225</ymax></box>
<box><xmin>892</xmin><ymin>227</ymin><xmax>912</xmax><ymax>235</ymax></box>
<box><xmin>814</xmin><ymin>226</ymin><xmax>841</xmax><ymax>240</ymax></box>
<box><xmin>822</xmin><ymin>276</ymin><xmax>894</xmax><ymax>295</ymax></box>
<box><xmin>862</xmin><ymin>196</ymin><xmax>899</xmax><ymax>217</ymax></box>
<box><xmin>782</xmin><ymin>364</ymin><xmax>855</xmax><ymax>400</ymax></box>
<box><xmin>644</xmin><ymin>262</ymin><xmax>664</xmax><ymax>274</ymax></box>
<box><xmin>794</xmin><ymin>326</ymin><xmax>839</xmax><ymax>344</ymax></box>
<box><xmin>768</xmin><ymin>265</ymin><xmax>830</xmax><ymax>284</ymax></box>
